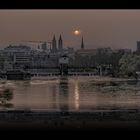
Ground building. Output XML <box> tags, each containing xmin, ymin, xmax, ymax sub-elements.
<box><xmin>52</xmin><ymin>35</ymin><xmax>57</xmax><ymax>53</ymax></box>
<box><xmin>41</xmin><ymin>42</ymin><xmax>47</xmax><ymax>51</ymax></box>
<box><xmin>3</xmin><ymin>45</ymin><xmax>31</xmax><ymax>70</ymax></box>
<box><xmin>59</xmin><ymin>55</ymin><xmax>69</xmax><ymax>75</ymax></box>
<box><xmin>58</xmin><ymin>34</ymin><xmax>63</xmax><ymax>51</ymax></box>
<box><xmin>96</xmin><ymin>47</ymin><xmax>112</xmax><ymax>54</ymax></box>
<box><xmin>13</xmin><ymin>53</ymin><xmax>30</xmax><ymax>64</ymax></box>
<box><xmin>113</xmin><ymin>48</ymin><xmax>132</xmax><ymax>54</ymax></box>
<box><xmin>76</xmin><ymin>49</ymin><xmax>97</xmax><ymax>56</ymax></box>
<box><xmin>4</xmin><ymin>45</ymin><xmax>31</xmax><ymax>54</ymax></box>
<box><xmin>137</xmin><ymin>41</ymin><xmax>140</xmax><ymax>52</ymax></box>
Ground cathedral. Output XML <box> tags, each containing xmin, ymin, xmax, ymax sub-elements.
<box><xmin>51</xmin><ymin>34</ymin><xmax>63</xmax><ymax>53</ymax></box>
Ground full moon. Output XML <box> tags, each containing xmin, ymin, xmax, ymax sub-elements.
<box><xmin>73</xmin><ymin>30</ymin><xmax>81</xmax><ymax>35</ymax></box>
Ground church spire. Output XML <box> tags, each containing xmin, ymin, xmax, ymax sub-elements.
<box><xmin>52</xmin><ymin>34</ymin><xmax>57</xmax><ymax>52</ymax></box>
<box><xmin>58</xmin><ymin>34</ymin><xmax>63</xmax><ymax>50</ymax></box>
<box><xmin>81</xmin><ymin>36</ymin><xmax>84</xmax><ymax>49</ymax></box>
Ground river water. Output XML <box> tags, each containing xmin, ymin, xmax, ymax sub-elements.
<box><xmin>1</xmin><ymin>76</ymin><xmax>140</xmax><ymax>111</ymax></box>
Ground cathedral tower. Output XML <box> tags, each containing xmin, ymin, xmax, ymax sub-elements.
<box><xmin>58</xmin><ymin>34</ymin><xmax>63</xmax><ymax>50</ymax></box>
<box><xmin>52</xmin><ymin>35</ymin><xmax>57</xmax><ymax>52</ymax></box>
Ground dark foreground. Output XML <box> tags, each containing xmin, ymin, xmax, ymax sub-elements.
<box><xmin>0</xmin><ymin>109</ymin><xmax>140</xmax><ymax>135</ymax></box>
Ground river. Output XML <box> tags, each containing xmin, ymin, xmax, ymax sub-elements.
<box><xmin>0</xmin><ymin>76</ymin><xmax>140</xmax><ymax>112</ymax></box>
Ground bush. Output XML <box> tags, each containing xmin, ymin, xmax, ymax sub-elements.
<box><xmin>0</xmin><ymin>88</ymin><xmax>13</xmax><ymax>105</ymax></box>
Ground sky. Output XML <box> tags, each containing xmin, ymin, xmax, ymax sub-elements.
<box><xmin>0</xmin><ymin>10</ymin><xmax>140</xmax><ymax>50</ymax></box>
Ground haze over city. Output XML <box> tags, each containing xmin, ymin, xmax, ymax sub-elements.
<box><xmin>0</xmin><ymin>10</ymin><xmax>140</xmax><ymax>50</ymax></box>
<box><xmin>1</xmin><ymin>9</ymin><xmax>140</xmax><ymax>134</ymax></box>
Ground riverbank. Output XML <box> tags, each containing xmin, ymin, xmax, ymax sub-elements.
<box><xmin>0</xmin><ymin>109</ymin><xmax>140</xmax><ymax>131</ymax></box>
<box><xmin>30</xmin><ymin>75</ymin><xmax>139</xmax><ymax>81</ymax></box>
<box><xmin>0</xmin><ymin>74</ymin><xmax>139</xmax><ymax>81</ymax></box>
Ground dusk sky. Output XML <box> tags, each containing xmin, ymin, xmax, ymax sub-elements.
<box><xmin>0</xmin><ymin>10</ymin><xmax>140</xmax><ymax>50</ymax></box>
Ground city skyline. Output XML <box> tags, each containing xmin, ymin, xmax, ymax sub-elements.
<box><xmin>0</xmin><ymin>10</ymin><xmax>140</xmax><ymax>50</ymax></box>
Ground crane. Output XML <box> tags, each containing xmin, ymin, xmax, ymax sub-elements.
<box><xmin>24</xmin><ymin>40</ymin><xmax>46</xmax><ymax>43</ymax></box>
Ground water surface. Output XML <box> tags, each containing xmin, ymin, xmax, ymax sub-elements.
<box><xmin>1</xmin><ymin>76</ymin><xmax>140</xmax><ymax>111</ymax></box>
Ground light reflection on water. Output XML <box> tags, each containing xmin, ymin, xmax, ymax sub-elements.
<box><xmin>1</xmin><ymin>76</ymin><xmax>140</xmax><ymax>111</ymax></box>
<box><xmin>74</xmin><ymin>81</ymin><xmax>79</xmax><ymax>110</ymax></box>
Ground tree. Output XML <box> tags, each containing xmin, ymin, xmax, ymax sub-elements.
<box><xmin>0</xmin><ymin>88</ymin><xmax>13</xmax><ymax>105</ymax></box>
<box><xmin>119</xmin><ymin>54</ymin><xmax>140</xmax><ymax>77</ymax></box>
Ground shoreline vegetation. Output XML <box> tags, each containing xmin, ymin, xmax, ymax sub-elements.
<box><xmin>0</xmin><ymin>87</ymin><xmax>13</xmax><ymax>106</ymax></box>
